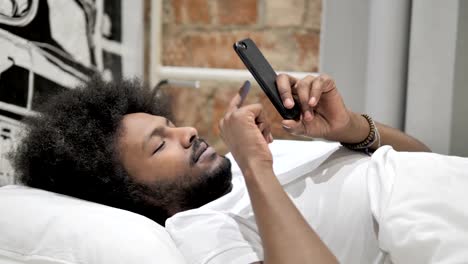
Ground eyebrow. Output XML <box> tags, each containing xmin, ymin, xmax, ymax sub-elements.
<box><xmin>142</xmin><ymin>118</ymin><xmax>170</xmax><ymax>151</ymax></box>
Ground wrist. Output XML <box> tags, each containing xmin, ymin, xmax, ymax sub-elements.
<box><xmin>334</xmin><ymin>111</ymin><xmax>369</xmax><ymax>144</ymax></box>
<box><xmin>241</xmin><ymin>162</ymin><xmax>274</xmax><ymax>181</ymax></box>
<box><xmin>341</xmin><ymin>114</ymin><xmax>381</xmax><ymax>152</ymax></box>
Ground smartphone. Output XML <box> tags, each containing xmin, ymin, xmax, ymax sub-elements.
<box><xmin>233</xmin><ymin>38</ymin><xmax>301</xmax><ymax>120</ymax></box>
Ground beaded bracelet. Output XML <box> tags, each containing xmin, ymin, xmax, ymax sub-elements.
<box><xmin>341</xmin><ymin>114</ymin><xmax>381</xmax><ymax>154</ymax></box>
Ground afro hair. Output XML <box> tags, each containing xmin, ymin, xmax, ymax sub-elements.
<box><xmin>11</xmin><ymin>77</ymin><xmax>174</xmax><ymax>224</ymax></box>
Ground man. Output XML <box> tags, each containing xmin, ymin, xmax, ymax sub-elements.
<box><xmin>12</xmin><ymin>75</ymin><xmax>467</xmax><ymax>263</ymax></box>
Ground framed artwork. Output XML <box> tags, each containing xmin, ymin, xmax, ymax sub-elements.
<box><xmin>0</xmin><ymin>0</ymin><xmax>145</xmax><ymax>183</ymax></box>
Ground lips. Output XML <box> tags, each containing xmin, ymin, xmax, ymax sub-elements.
<box><xmin>193</xmin><ymin>141</ymin><xmax>208</xmax><ymax>163</ymax></box>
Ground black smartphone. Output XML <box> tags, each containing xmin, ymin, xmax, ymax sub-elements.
<box><xmin>233</xmin><ymin>38</ymin><xmax>300</xmax><ymax>120</ymax></box>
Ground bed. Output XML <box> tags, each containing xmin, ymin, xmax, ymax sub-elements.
<box><xmin>1</xmin><ymin>140</ymin><xmax>467</xmax><ymax>264</ymax></box>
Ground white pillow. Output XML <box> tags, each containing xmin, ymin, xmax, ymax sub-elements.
<box><xmin>0</xmin><ymin>185</ymin><xmax>186</xmax><ymax>264</ymax></box>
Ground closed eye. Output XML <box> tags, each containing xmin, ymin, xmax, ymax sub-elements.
<box><xmin>153</xmin><ymin>141</ymin><xmax>166</xmax><ymax>155</ymax></box>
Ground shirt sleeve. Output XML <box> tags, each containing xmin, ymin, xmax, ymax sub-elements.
<box><xmin>166</xmin><ymin>209</ymin><xmax>264</xmax><ymax>264</ymax></box>
<box><xmin>368</xmin><ymin>146</ymin><xmax>468</xmax><ymax>263</ymax></box>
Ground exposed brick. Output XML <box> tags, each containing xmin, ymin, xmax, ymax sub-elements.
<box><xmin>166</xmin><ymin>80</ymin><xmax>307</xmax><ymax>154</ymax></box>
<box><xmin>217</xmin><ymin>0</ymin><xmax>258</xmax><ymax>25</ymax></box>
<box><xmin>239</xmin><ymin>30</ymin><xmax>316</xmax><ymax>72</ymax></box>
<box><xmin>144</xmin><ymin>0</ymin><xmax>152</xmax><ymax>82</ymax></box>
<box><xmin>183</xmin><ymin>31</ymin><xmax>273</xmax><ymax>68</ymax></box>
<box><xmin>171</xmin><ymin>0</ymin><xmax>210</xmax><ymax>25</ymax></box>
<box><xmin>162</xmin><ymin>30</ymin><xmax>319</xmax><ymax>72</ymax></box>
<box><xmin>265</xmin><ymin>0</ymin><xmax>306</xmax><ymax>27</ymax></box>
<box><xmin>187</xmin><ymin>33</ymin><xmax>242</xmax><ymax>68</ymax></box>
<box><xmin>294</xmin><ymin>32</ymin><xmax>320</xmax><ymax>72</ymax></box>
<box><xmin>165</xmin><ymin>85</ymin><xmax>216</xmax><ymax>141</ymax></box>
<box><xmin>305</xmin><ymin>0</ymin><xmax>322</xmax><ymax>31</ymax></box>
<box><xmin>162</xmin><ymin>34</ymin><xmax>192</xmax><ymax>66</ymax></box>
<box><xmin>211</xmin><ymin>84</ymin><xmax>238</xmax><ymax>123</ymax></box>
<box><xmin>162</xmin><ymin>0</ymin><xmax>172</xmax><ymax>24</ymax></box>
<box><xmin>171</xmin><ymin>0</ymin><xmax>183</xmax><ymax>23</ymax></box>
<box><xmin>160</xmin><ymin>0</ymin><xmax>322</xmax><ymax>151</ymax></box>
<box><xmin>254</xmin><ymin>30</ymin><xmax>298</xmax><ymax>71</ymax></box>
<box><xmin>211</xmin><ymin>82</ymin><xmax>300</xmax><ymax>153</ymax></box>
<box><xmin>162</xmin><ymin>29</ymin><xmax>319</xmax><ymax>71</ymax></box>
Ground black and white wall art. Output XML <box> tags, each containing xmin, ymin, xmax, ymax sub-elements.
<box><xmin>0</xmin><ymin>0</ymin><xmax>145</xmax><ymax>184</ymax></box>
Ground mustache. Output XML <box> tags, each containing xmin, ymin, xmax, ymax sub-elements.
<box><xmin>190</xmin><ymin>138</ymin><xmax>208</xmax><ymax>166</ymax></box>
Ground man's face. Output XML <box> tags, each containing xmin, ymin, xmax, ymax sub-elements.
<box><xmin>117</xmin><ymin>113</ymin><xmax>232</xmax><ymax>215</ymax></box>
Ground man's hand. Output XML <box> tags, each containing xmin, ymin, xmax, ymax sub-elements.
<box><xmin>277</xmin><ymin>74</ymin><xmax>431</xmax><ymax>151</ymax></box>
<box><xmin>219</xmin><ymin>81</ymin><xmax>274</xmax><ymax>172</ymax></box>
<box><xmin>277</xmin><ymin>74</ymin><xmax>356</xmax><ymax>142</ymax></box>
<box><xmin>220</xmin><ymin>81</ymin><xmax>339</xmax><ymax>264</ymax></box>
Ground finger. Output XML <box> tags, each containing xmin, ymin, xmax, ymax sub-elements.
<box><xmin>309</xmin><ymin>75</ymin><xmax>325</xmax><ymax>107</ymax></box>
<box><xmin>257</xmin><ymin>122</ymin><xmax>265</xmax><ymax>133</ymax></box>
<box><xmin>262</xmin><ymin>126</ymin><xmax>271</xmax><ymax>142</ymax></box>
<box><xmin>254</xmin><ymin>107</ymin><xmax>269</xmax><ymax>132</ymax></box>
<box><xmin>239</xmin><ymin>80</ymin><xmax>251</xmax><ymax>103</ymax></box>
<box><xmin>296</xmin><ymin>75</ymin><xmax>316</xmax><ymax>121</ymax></box>
<box><xmin>236</xmin><ymin>103</ymin><xmax>265</xmax><ymax>125</ymax></box>
<box><xmin>227</xmin><ymin>80</ymin><xmax>251</xmax><ymax>112</ymax></box>
<box><xmin>260</xmin><ymin>121</ymin><xmax>271</xmax><ymax>143</ymax></box>
<box><xmin>276</xmin><ymin>74</ymin><xmax>297</xmax><ymax>109</ymax></box>
<box><xmin>256</xmin><ymin>121</ymin><xmax>271</xmax><ymax>142</ymax></box>
<box><xmin>321</xmin><ymin>73</ymin><xmax>336</xmax><ymax>93</ymax></box>
<box><xmin>245</xmin><ymin>104</ymin><xmax>270</xmax><ymax>132</ymax></box>
<box><xmin>268</xmin><ymin>133</ymin><xmax>274</xmax><ymax>143</ymax></box>
<box><xmin>218</xmin><ymin>118</ymin><xmax>225</xmax><ymax>133</ymax></box>
<box><xmin>281</xmin><ymin>119</ymin><xmax>305</xmax><ymax>136</ymax></box>
<box><xmin>242</xmin><ymin>103</ymin><xmax>271</xmax><ymax>143</ymax></box>
<box><xmin>309</xmin><ymin>74</ymin><xmax>335</xmax><ymax>107</ymax></box>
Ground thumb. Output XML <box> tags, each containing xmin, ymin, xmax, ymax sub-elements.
<box><xmin>281</xmin><ymin>119</ymin><xmax>305</xmax><ymax>136</ymax></box>
<box><xmin>227</xmin><ymin>80</ymin><xmax>251</xmax><ymax>112</ymax></box>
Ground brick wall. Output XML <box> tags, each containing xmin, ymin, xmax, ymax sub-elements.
<box><xmin>161</xmin><ymin>0</ymin><xmax>322</xmax><ymax>153</ymax></box>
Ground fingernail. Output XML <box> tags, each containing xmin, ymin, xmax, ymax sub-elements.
<box><xmin>240</xmin><ymin>80</ymin><xmax>251</xmax><ymax>100</ymax></box>
<box><xmin>309</xmin><ymin>97</ymin><xmax>316</xmax><ymax>106</ymax></box>
<box><xmin>305</xmin><ymin>110</ymin><xmax>313</xmax><ymax>121</ymax></box>
<box><xmin>282</xmin><ymin>124</ymin><xmax>291</xmax><ymax>129</ymax></box>
<box><xmin>284</xmin><ymin>98</ymin><xmax>294</xmax><ymax>108</ymax></box>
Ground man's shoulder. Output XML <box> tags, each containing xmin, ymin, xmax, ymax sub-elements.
<box><xmin>166</xmin><ymin>208</ymin><xmax>263</xmax><ymax>264</ymax></box>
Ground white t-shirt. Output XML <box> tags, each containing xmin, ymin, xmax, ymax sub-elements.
<box><xmin>367</xmin><ymin>146</ymin><xmax>468</xmax><ymax>263</ymax></box>
<box><xmin>166</xmin><ymin>141</ymin><xmax>382</xmax><ymax>263</ymax></box>
<box><xmin>166</xmin><ymin>140</ymin><xmax>468</xmax><ymax>264</ymax></box>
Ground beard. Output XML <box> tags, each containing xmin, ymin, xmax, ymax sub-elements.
<box><xmin>144</xmin><ymin>155</ymin><xmax>233</xmax><ymax>212</ymax></box>
<box><xmin>123</xmin><ymin>139</ymin><xmax>233</xmax><ymax>225</ymax></box>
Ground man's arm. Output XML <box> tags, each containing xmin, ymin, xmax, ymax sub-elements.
<box><xmin>219</xmin><ymin>87</ymin><xmax>338</xmax><ymax>264</ymax></box>
<box><xmin>277</xmin><ymin>74</ymin><xmax>431</xmax><ymax>152</ymax></box>
<box><xmin>242</xmin><ymin>163</ymin><xmax>337</xmax><ymax>264</ymax></box>
<box><xmin>341</xmin><ymin>112</ymin><xmax>431</xmax><ymax>152</ymax></box>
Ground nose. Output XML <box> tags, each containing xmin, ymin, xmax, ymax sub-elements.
<box><xmin>173</xmin><ymin>126</ymin><xmax>198</xmax><ymax>148</ymax></box>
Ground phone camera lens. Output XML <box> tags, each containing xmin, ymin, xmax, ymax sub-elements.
<box><xmin>238</xmin><ymin>42</ymin><xmax>247</xmax><ymax>49</ymax></box>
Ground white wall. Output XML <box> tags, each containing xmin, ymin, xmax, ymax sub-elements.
<box><xmin>320</xmin><ymin>0</ymin><xmax>370</xmax><ymax>115</ymax></box>
<box><xmin>405</xmin><ymin>0</ymin><xmax>467</xmax><ymax>155</ymax></box>
<box><xmin>364</xmin><ymin>0</ymin><xmax>410</xmax><ymax>129</ymax></box>
<box><xmin>450</xmin><ymin>0</ymin><xmax>468</xmax><ymax>156</ymax></box>
<box><xmin>322</xmin><ymin>0</ymin><xmax>468</xmax><ymax>155</ymax></box>
<box><xmin>320</xmin><ymin>0</ymin><xmax>411</xmax><ymax>129</ymax></box>
<box><xmin>122</xmin><ymin>0</ymin><xmax>144</xmax><ymax>79</ymax></box>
